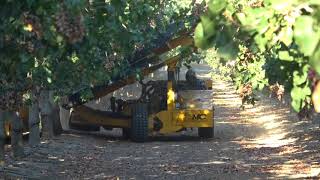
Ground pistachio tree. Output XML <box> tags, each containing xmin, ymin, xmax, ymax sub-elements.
<box><xmin>0</xmin><ymin>0</ymin><xmax>202</xmax><ymax>161</ymax></box>
<box><xmin>195</xmin><ymin>0</ymin><xmax>320</xmax><ymax>116</ymax></box>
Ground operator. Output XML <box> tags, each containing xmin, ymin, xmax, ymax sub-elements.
<box><xmin>185</xmin><ymin>65</ymin><xmax>197</xmax><ymax>83</ymax></box>
<box><xmin>185</xmin><ymin>65</ymin><xmax>206</xmax><ymax>90</ymax></box>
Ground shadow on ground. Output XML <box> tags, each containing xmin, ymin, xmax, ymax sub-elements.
<box><xmin>1</xmin><ymin>80</ymin><xmax>319</xmax><ymax>179</ymax></box>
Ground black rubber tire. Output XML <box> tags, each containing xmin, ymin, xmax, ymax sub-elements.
<box><xmin>198</xmin><ymin>106</ymin><xmax>214</xmax><ymax>138</ymax></box>
<box><xmin>122</xmin><ymin>128</ymin><xmax>130</xmax><ymax>139</ymax></box>
<box><xmin>69</xmin><ymin>113</ymin><xmax>100</xmax><ymax>132</ymax></box>
<box><xmin>130</xmin><ymin>103</ymin><xmax>148</xmax><ymax>142</ymax></box>
<box><xmin>198</xmin><ymin>127</ymin><xmax>214</xmax><ymax>138</ymax></box>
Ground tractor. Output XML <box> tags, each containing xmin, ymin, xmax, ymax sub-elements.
<box><xmin>67</xmin><ymin>35</ymin><xmax>215</xmax><ymax>142</ymax></box>
<box><xmin>3</xmin><ymin>34</ymin><xmax>215</xmax><ymax>142</ymax></box>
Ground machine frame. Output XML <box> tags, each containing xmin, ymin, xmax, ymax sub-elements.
<box><xmin>69</xmin><ymin>55</ymin><xmax>214</xmax><ymax>142</ymax></box>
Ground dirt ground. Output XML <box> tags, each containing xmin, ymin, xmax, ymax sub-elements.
<box><xmin>1</xmin><ymin>73</ymin><xmax>320</xmax><ymax>179</ymax></box>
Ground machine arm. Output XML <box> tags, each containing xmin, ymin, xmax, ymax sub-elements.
<box><xmin>65</xmin><ymin>55</ymin><xmax>182</xmax><ymax>109</ymax></box>
<box><xmin>64</xmin><ymin>34</ymin><xmax>195</xmax><ymax>109</ymax></box>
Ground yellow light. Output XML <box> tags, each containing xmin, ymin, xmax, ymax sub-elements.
<box><xmin>178</xmin><ymin>113</ymin><xmax>185</xmax><ymax>121</ymax></box>
<box><xmin>203</xmin><ymin>110</ymin><xmax>210</xmax><ymax>114</ymax></box>
<box><xmin>24</xmin><ymin>24</ymin><xmax>33</xmax><ymax>32</ymax></box>
<box><xmin>189</xmin><ymin>104</ymin><xmax>195</xmax><ymax>108</ymax></box>
<box><xmin>167</xmin><ymin>89</ymin><xmax>175</xmax><ymax>104</ymax></box>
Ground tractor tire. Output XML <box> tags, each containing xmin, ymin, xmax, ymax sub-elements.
<box><xmin>122</xmin><ymin>128</ymin><xmax>130</xmax><ymax>139</ymax></box>
<box><xmin>198</xmin><ymin>127</ymin><xmax>214</xmax><ymax>138</ymax></box>
<box><xmin>130</xmin><ymin>103</ymin><xmax>148</xmax><ymax>142</ymax></box>
<box><xmin>198</xmin><ymin>106</ymin><xmax>214</xmax><ymax>138</ymax></box>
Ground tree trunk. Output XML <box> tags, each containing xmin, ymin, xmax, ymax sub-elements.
<box><xmin>39</xmin><ymin>90</ymin><xmax>54</xmax><ymax>139</ymax></box>
<box><xmin>0</xmin><ymin>110</ymin><xmax>5</xmax><ymax>166</ymax></box>
<box><xmin>28</xmin><ymin>89</ymin><xmax>40</xmax><ymax>146</ymax></box>
<box><xmin>49</xmin><ymin>91</ymin><xmax>63</xmax><ymax>136</ymax></box>
<box><xmin>10</xmin><ymin>111</ymin><xmax>24</xmax><ymax>158</ymax></box>
<box><xmin>51</xmin><ymin>105</ymin><xmax>63</xmax><ymax>136</ymax></box>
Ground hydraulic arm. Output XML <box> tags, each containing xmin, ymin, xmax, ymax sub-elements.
<box><xmin>65</xmin><ymin>35</ymin><xmax>194</xmax><ymax>109</ymax></box>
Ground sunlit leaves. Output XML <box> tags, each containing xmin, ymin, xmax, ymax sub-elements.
<box><xmin>310</xmin><ymin>0</ymin><xmax>320</xmax><ymax>6</ymax></box>
<box><xmin>291</xmin><ymin>85</ymin><xmax>311</xmax><ymax>112</ymax></box>
<box><xmin>278</xmin><ymin>51</ymin><xmax>294</xmax><ymax>61</ymax></box>
<box><xmin>216</xmin><ymin>39</ymin><xmax>238</xmax><ymax>60</ymax></box>
<box><xmin>232</xmin><ymin>45</ymin><xmax>267</xmax><ymax>103</ymax></box>
<box><xmin>294</xmin><ymin>16</ymin><xmax>320</xmax><ymax>56</ymax></box>
<box><xmin>201</xmin><ymin>15</ymin><xmax>215</xmax><ymax>38</ymax></box>
<box><xmin>194</xmin><ymin>23</ymin><xmax>206</xmax><ymax>49</ymax></box>
<box><xmin>0</xmin><ymin>0</ymin><xmax>197</xmax><ymax>104</ymax></box>
<box><xmin>195</xmin><ymin>0</ymin><xmax>320</xmax><ymax>112</ymax></box>
<box><xmin>208</xmin><ymin>0</ymin><xmax>227</xmax><ymax>15</ymax></box>
<box><xmin>236</xmin><ymin>8</ymin><xmax>272</xmax><ymax>32</ymax></box>
<box><xmin>278</xmin><ymin>26</ymin><xmax>293</xmax><ymax>47</ymax></box>
<box><xmin>71</xmin><ymin>52</ymin><xmax>79</xmax><ymax>63</ymax></box>
<box><xmin>265</xmin><ymin>0</ymin><xmax>297</xmax><ymax>12</ymax></box>
<box><xmin>194</xmin><ymin>15</ymin><xmax>216</xmax><ymax>49</ymax></box>
<box><xmin>254</xmin><ymin>35</ymin><xmax>268</xmax><ymax>52</ymax></box>
<box><xmin>290</xmin><ymin>64</ymin><xmax>311</xmax><ymax>112</ymax></box>
<box><xmin>293</xmin><ymin>65</ymin><xmax>309</xmax><ymax>86</ymax></box>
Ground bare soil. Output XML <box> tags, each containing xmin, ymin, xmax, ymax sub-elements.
<box><xmin>1</xmin><ymin>79</ymin><xmax>319</xmax><ymax>179</ymax></box>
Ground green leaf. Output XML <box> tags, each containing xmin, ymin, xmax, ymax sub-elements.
<box><xmin>291</xmin><ymin>99</ymin><xmax>301</xmax><ymax>112</ymax></box>
<box><xmin>236</xmin><ymin>13</ymin><xmax>247</xmax><ymax>25</ymax></box>
<box><xmin>200</xmin><ymin>15</ymin><xmax>215</xmax><ymax>38</ymax></box>
<box><xmin>302</xmin><ymin>85</ymin><xmax>312</xmax><ymax>96</ymax></box>
<box><xmin>208</xmin><ymin>0</ymin><xmax>227</xmax><ymax>15</ymax></box>
<box><xmin>279</xmin><ymin>26</ymin><xmax>293</xmax><ymax>47</ymax></box>
<box><xmin>293</xmin><ymin>69</ymin><xmax>307</xmax><ymax>86</ymax></box>
<box><xmin>194</xmin><ymin>23</ymin><xmax>206</xmax><ymax>49</ymax></box>
<box><xmin>254</xmin><ymin>34</ymin><xmax>268</xmax><ymax>52</ymax></box>
<box><xmin>257</xmin><ymin>82</ymin><xmax>266</xmax><ymax>91</ymax></box>
<box><xmin>294</xmin><ymin>16</ymin><xmax>320</xmax><ymax>56</ymax></box>
<box><xmin>278</xmin><ymin>51</ymin><xmax>293</xmax><ymax>61</ymax></box>
<box><xmin>290</xmin><ymin>83</ymin><xmax>311</xmax><ymax>112</ymax></box>
<box><xmin>217</xmin><ymin>42</ymin><xmax>238</xmax><ymax>60</ymax></box>
<box><xmin>266</xmin><ymin>0</ymin><xmax>296</xmax><ymax>11</ymax></box>
<box><xmin>252</xmin><ymin>81</ymin><xmax>258</xmax><ymax>89</ymax></box>
<box><xmin>236</xmin><ymin>8</ymin><xmax>272</xmax><ymax>31</ymax></box>
<box><xmin>309</xmin><ymin>0</ymin><xmax>320</xmax><ymax>5</ymax></box>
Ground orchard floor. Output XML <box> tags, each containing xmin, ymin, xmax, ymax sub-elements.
<box><xmin>1</xmin><ymin>79</ymin><xmax>320</xmax><ymax>179</ymax></box>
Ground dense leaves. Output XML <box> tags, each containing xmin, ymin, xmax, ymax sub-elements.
<box><xmin>1</xmin><ymin>0</ymin><xmax>319</xmax><ymax>115</ymax></box>
<box><xmin>195</xmin><ymin>0</ymin><xmax>320</xmax><ymax>113</ymax></box>
<box><xmin>0</xmin><ymin>0</ymin><xmax>201</xmax><ymax>109</ymax></box>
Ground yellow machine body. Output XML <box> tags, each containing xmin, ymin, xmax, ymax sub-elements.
<box><xmin>68</xmin><ymin>34</ymin><xmax>214</xmax><ymax>139</ymax></box>
<box><xmin>151</xmin><ymin>81</ymin><xmax>213</xmax><ymax>134</ymax></box>
<box><xmin>151</xmin><ymin>108</ymin><xmax>213</xmax><ymax>134</ymax></box>
<box><xmin>70</xmin><ymin>78</ymin><xmax>214</xmax><ymax>135</ymax></box>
